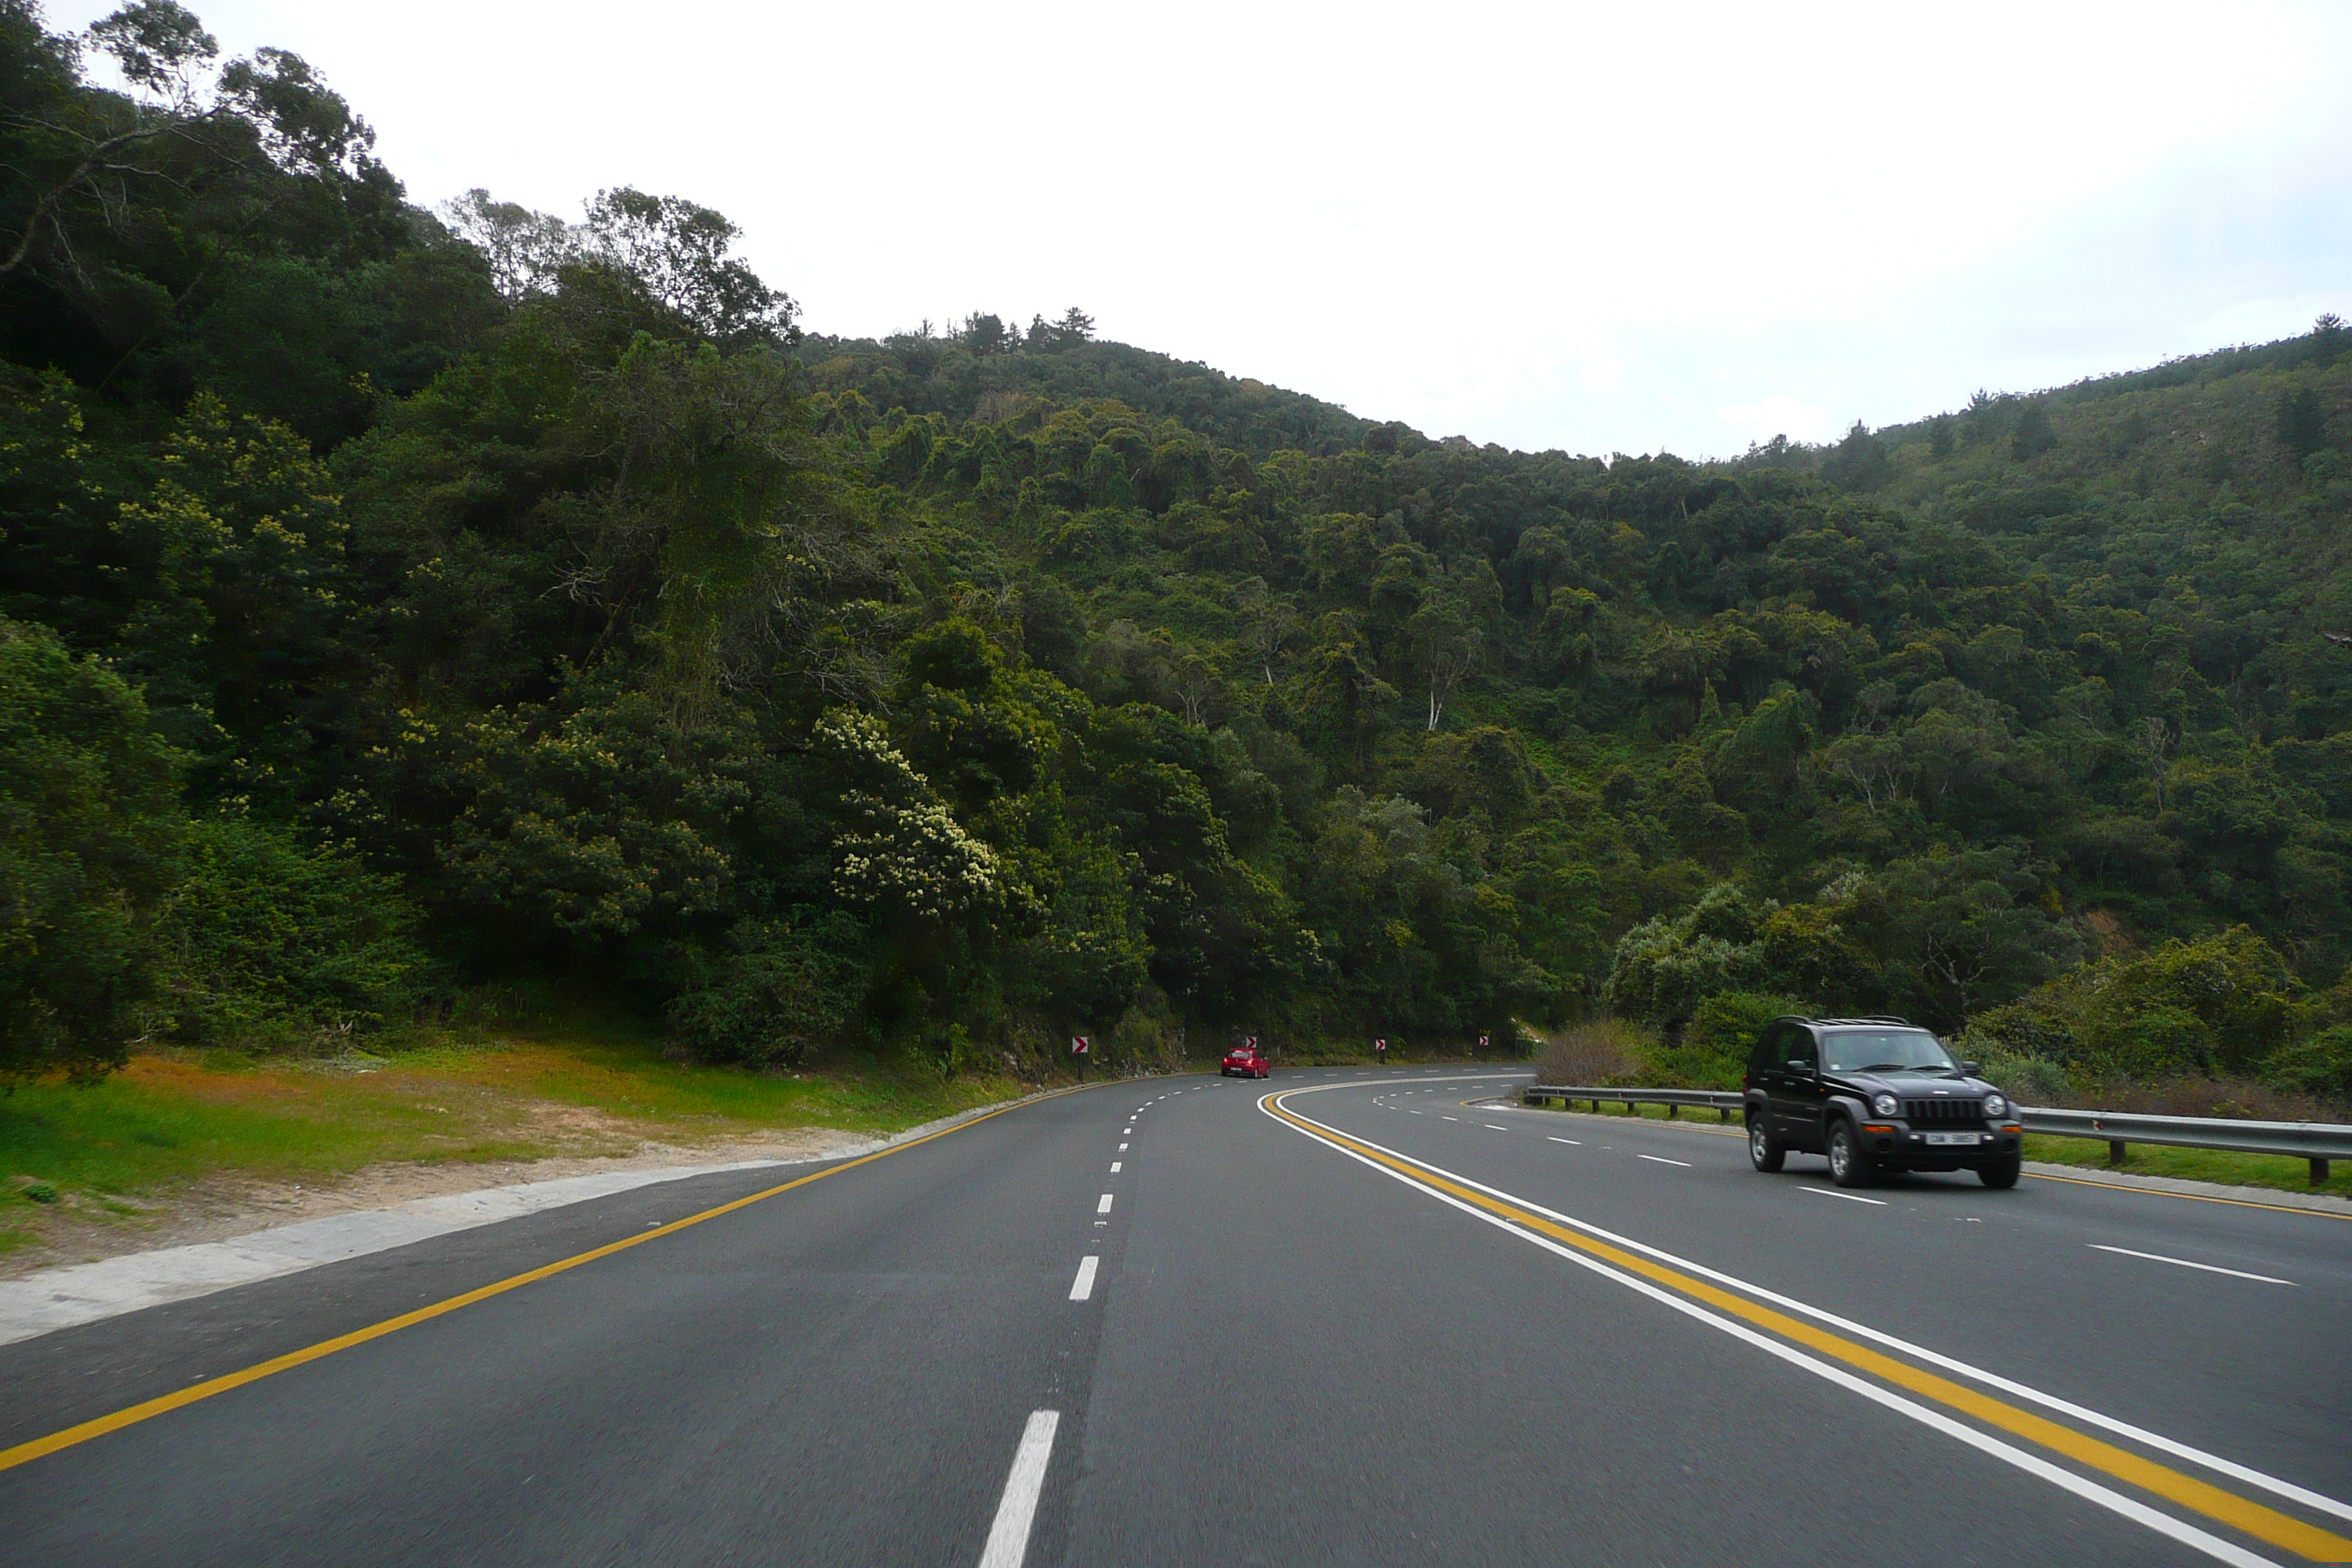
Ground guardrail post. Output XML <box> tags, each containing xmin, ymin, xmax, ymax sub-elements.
<box><xmin>2107</xmin><ymin>1139</ymin><xmax>2127</xmax><ymax>1166</ymax></box>
<box><xmin>2313</xmin><ymin>1158</ymin><xmax>2331</xmax><ymax>1186</ymax></box>
<box><xmin>1666</xmin><ymin>1103</ymin><xmax>1678</xmax><ymax>1118</ymax></box>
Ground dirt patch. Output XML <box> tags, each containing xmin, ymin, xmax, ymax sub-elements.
<box><xmin>0</xmin><ymin>1120</ymin><xmax>865</xmax><ymax>1280</ymax></box>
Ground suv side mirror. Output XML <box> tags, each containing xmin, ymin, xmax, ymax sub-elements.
<box><xmin>1962</xmin><ymin>1060</ymin><xmax>1981</xmax><ymax>1076</ymax></box>
<box><xmin>1784</xmin><ymin>1059</ymin><xmax>1814</xmax><ymax>1074</ymax></box>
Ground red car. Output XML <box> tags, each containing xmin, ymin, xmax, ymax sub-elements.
<box><xmin>1221</xmin><ymin>1041</ymin><xmax>1270</xmax><ymax>1078</ymax></box>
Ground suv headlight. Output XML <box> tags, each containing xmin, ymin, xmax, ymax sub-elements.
<box><xmin>1982</xmin><ymin>1093</ymin><xmax>2008</xmax><ymax>1117</ymax></box>
<box><xmin>1872</xmin><ymin>1091</ymin><xmax>1899</xmax><ymax>1117</ymax></box>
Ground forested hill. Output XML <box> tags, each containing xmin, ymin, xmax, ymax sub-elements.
<box><xmin>798</xmin><ymin>323</ymin><xmax>1373</xmax><ymax>459</ymax></box>
<box><xmin>4</xmin><ymin>2</ymin><xmax>2351</xmax><ymax>1109</ymax></box>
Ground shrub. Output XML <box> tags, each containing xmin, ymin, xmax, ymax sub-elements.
<box><xmin>0</xmin><ymin>616</ymin><xmax>185</xmax><ymax>1083</ymax></box>
<box><xmin>151</xmin><ymin>814</ymin><xmax>435</xmax><ymax>1047</ymax></box>
<box><xmin>1534</xmin><ymin>1018</ymin><xmax>1648</xmax><ymax>1085</ymax></box>
<box><xmin>1652</xmin><ymin>990</ymin><xmax>1806</xmax><ymax>1088</ymax></box>
<box><xmin>1963</xmin><ymin>927</ymin><xmax>2302</xmax><ymax>1079</ymax></box>
<box><xmin>1960</xmin><ymin>1045</ymin><xmax>2071</xmax><ymax>1107</ymax></box>
<box><xmin>2261</xmin><ymin>1026</ymin><xmax>2352</xmax><ymax>1110</ymax></box>
<box><xmin>666</xmin><ymin>913</ymin><xmax>867</xmax><ymax>1067</ymax></box>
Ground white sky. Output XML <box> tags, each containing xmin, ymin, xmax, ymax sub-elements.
<box><xmin>50</xmin><ymin>0</ymin><xmax>2352</xmax><ymax>457</ymax></box>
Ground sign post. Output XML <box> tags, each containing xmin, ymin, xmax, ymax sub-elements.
<box><xmin>1071</xmin><ymin>1035</ymin><xmax>1090</xmax><ymax>1081</ymax></box>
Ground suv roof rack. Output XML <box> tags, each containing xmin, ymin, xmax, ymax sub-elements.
<box><xmin>1770</xmin><ymin>1014</ymin><xmax>1915</xmax><ymax>1027</ymax></box>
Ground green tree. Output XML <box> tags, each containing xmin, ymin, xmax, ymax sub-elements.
<box><xmin>2276</xmin><ymin>388</ymin><xmax>2328</xmax><ymax>461</ymax></box>
<box><xmin>1822</xmin><ymin>421</ymin><xmax>1890</xmax><ymax>490</ymax></box>
<box><xmin>0</xmin><ymin>615</ymin><xmax>184</xmax><ymax>1082</ymax></box>
<box><xmin>2010</xmin><ymin>401</ymin><xmax>2057</xmax><ymax>459</ymax></box>
<box><xmin>1407</xmin><ymin>557</ymin><xmax>1501</xmax><ymax>731</ymax></box>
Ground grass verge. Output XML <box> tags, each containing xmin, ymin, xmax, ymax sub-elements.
<box><xmin>0</xmin><ymin>1012</ymin><xmax>1042</xmax><ymax>1258</ymax></box>
<box><xmin>2020</xmin><ymin>1134</ymin><xmax>2352</xmax><ymax>1200</ymax></box>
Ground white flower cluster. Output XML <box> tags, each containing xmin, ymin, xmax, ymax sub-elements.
<box><xmin>816</xmin><ymin>709</ymin><xmax>1000</xmax><ymax>920</ymax></box>
<box><xmin>812</xmin><ymin>709</ymin><xmax>924</xmax><ymax>788</ymax></box>
<box><xmin>834</xmin><ymin>792</ymin><xmax>1001</xmax><ymax>920</ymax></box>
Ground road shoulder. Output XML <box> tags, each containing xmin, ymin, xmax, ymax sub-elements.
<box><xmin>0</xmin><ymin>1083</ymin><xmax>1087</xmax><ymax>1347</ymax></box>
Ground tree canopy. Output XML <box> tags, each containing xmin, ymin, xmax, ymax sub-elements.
<box><xmin>4</xmin><ymin>2</ymin><xmax>2350</xmax><ymax>1096</ymax></box>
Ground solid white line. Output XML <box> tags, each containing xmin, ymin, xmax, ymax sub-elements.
<box><xmin>1109</xmin><ymin>1162</ymin><xmax>1122</xmax><ymax>1173</ymax></box>
<box><xmin>1259</xmin><ymin>1096</ymin><xmax>2281</xmax><ymax>1568</ymax></box>
<box><xmin>1801</xmin><ymin>1187</ymin><xmax>1888</xmax><ymax>1206</ymax></box>
<box><xmin>2090</xmin><ymin>1245</ymin><xmax>2295</xmax><ymax>1286</ymax></box>
<box><xmin>1096</xmin><ymin>1194</ymin><xmax>1113</xmax><ymax>1215</ymax></box>
<box><xmin>1259</xmin><ymin>1082</ymin><xmax>2352</xmax><ymax>1530</ymax></box>
<box><xmin>1548</xmin><ymin>1137</ymin><xmax>1582</xmax><ymax>1145</ymax></box>
<box><xmin>1636</xmin><ymin>1154</ymin><xmax>1691</xmax><ymax>1167</ymax></box>
<box><xmin>1068</xmin><ymin>1256</ymin><xmax>1098</xmax><ymax>1302</ymax></box>
<box><xmin>976</xmin><ymin>1409</ymin><xmax>1060</xmax><ymax>1568</ymax></box>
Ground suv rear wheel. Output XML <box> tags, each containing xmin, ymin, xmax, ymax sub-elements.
<box><xmin>1747</xmin><ymin>1116</ymin><xmax>1785</xmax><ymax>1173</ymax></box>
<box><xmin>1827</xmin><ymin>1121</ymin><xmax>1876</xmax><ymax>1188</ymax></box>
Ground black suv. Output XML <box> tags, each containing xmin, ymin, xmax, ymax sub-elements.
<box><xmin>1743</xmin><ymin>1016</ymin><xmax>2023</xmax><ymax>1189</ymax></box>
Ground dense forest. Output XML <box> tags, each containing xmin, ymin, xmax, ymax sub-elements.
<box><xmin>5</xmin><ymin>2</ymin><xmax>2350</xmax><ymax>1109</ymax></box>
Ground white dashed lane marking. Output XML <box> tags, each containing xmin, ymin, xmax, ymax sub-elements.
<box><xmin>977</xmin><ymin>1411</ymin><xmax>1059</xmax><ymax>1568</ymax></box>
<box><xmin>2090</xmin><ymin>1245</ymin><xmax>2295</xmax><ymax>1286</ymax></box>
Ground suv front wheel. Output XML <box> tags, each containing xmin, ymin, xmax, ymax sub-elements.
<box><xmin>1748</xmin><ymin>1116</ymin><xmax>1785</xmax><ymax>1172</ymax></box>
<box><xmin>1979</xmin><ymin>1151</ymin><xmax>2022</xmax><ymax>1189</ymax></box>
<box><xmin>1826</xmin><ymin>1121</ymin><xmax>1876</xmax><ymax>1188</ymax></box>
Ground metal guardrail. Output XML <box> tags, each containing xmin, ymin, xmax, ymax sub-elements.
<box><xmin>2019</xmin><ymin>1107</ymin><xmax>2352</xmax><ymax>1185</ymax></box>
<box><xmin>1520</xmin><ymin>1085</ymin><xmax>2350</xmax><ymax>1185</ymax></box>
<box><xmin>1520</xmin><ymin>1085</ymin><xmax>1743</xmax><ymax>1119</ymax></box>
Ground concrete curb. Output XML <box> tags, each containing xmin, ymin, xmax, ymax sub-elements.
<box><xmin>2019</xmin><ymin>1161</ymin><xmax>2352</xmax><ymax>1215</ymax></box>
<box><xmin>0</xmin><ymin>1082</ymin><xmax>1089</xmax><ymax>1349</ymax></box>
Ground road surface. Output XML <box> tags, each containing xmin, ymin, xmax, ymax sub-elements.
<box><xmin>3</xmin><ymin>1068</ymin><xmax>2347</xmax><ymax>1566</ymax></box>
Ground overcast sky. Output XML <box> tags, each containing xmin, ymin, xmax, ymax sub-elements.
<box><xmin>51</xmin><ymin>0</ymin><xmax>2352</xmax><ymax>457</ymax></box>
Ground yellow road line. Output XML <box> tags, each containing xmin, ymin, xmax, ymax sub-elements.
<box><xmin>0</xmin><ymin>1084</ymin><xmax>1096</xmax><ymax>1476</ymax></box>
<box><xmin>2027</xmin><ymin>1169</ymin><xmax>2352</xmax><ymax>1221</ymax></box>
<box><xmin>1268</xmin><ymin>1096</ymin><xmax>2352</xmax><ymax>1563</ymax></box>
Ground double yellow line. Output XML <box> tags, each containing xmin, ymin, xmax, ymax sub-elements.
<box><xmin>1264</xmin><ymin>1091</ymin><xmax>2352</xmax><ymax>1564</ymax></box>
<box><xmin>0</xmin><ymin>1083</ymin><xmax>1096</xmax><ymax>1475</ymax></box>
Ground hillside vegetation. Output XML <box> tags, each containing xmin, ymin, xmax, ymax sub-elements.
<box><xmin>4</xmin><ymin>1</ymin><xmax>2351</xmax><ymax>1117</ymax></box>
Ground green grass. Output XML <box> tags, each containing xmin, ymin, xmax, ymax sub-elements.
<box><xmin>2021</xmin><ymin>1135</ymin><xmax>2352</xmax><ymax>1201</ymax></box>
<box><xmin>0</xmin><ymin>1009</ymin><xmax>1043</xmax><ymax>1239</ymax></box>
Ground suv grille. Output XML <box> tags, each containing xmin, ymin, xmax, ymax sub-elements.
<box><xmin>1903</xmin><ymin>1097</ymin><xmax>1987</xmax><ymax>1126</ymax></box>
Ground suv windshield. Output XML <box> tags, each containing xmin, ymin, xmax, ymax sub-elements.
<box><xmin>1820</xmin><ymin>1030</ymin><xmax>1956</xmax><ymax>1074</ymax></box>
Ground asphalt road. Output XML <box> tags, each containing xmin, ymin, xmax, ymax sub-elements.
<box><xmin>2</xmin><ymin>1068</ymin><xmax>2348</xmax><ymax>1567</ymax></box>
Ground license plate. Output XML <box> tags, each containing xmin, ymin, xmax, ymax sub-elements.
<box><xmin>1924</xmin><ymin>1131</ymin><xmax>1983</xmax><ymax>1147</ymax></box>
